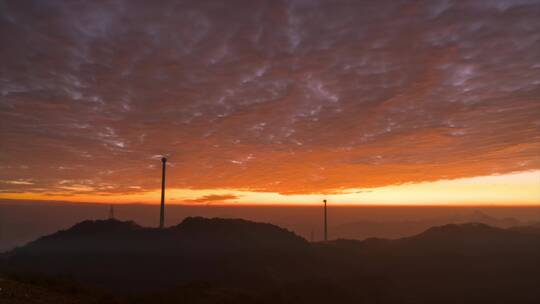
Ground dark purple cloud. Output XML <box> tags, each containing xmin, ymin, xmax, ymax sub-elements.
<box><xmin>0</xmin><ymin>0</ymin><xmax>539</xmax><ymax>195</ymax></box>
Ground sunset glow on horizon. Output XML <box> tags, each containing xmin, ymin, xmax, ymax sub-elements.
<box><xmin>3</xmin><ymin>170</ymin><xmax>538</xmax><ymax>206</ymax></box>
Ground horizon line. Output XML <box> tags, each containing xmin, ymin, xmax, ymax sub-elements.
<box><xmin>1</xmin><ymin>198</ymin><xmax>539</xmax><ymax>208</ymax></box>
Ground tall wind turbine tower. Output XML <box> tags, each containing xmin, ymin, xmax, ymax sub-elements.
<box><xmin>323</xmin><ymin>199</ymin><xmax>328</xmax><ymax>241</ymax></box>
<box><xmin>159</xmin><ymin>157</ymin><xmax>167</xmax><ymax>228</ymax></box>
<box><xmin>109</xmin><ymin>204</ymin><xmax>115</xmax><ymax>220</ymax></box>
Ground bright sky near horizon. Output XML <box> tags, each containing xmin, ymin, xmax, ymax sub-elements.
<box><xmin>1</xmin><ymin>0</ymin><xmax>539</xmax><ymax>206</ymax></box>
<box><xmin>3</xmin><ymin>171</ymin><xmax>539</xmax><ymax>206</ymax></box>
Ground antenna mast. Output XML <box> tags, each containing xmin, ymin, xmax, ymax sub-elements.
<box><xmin>109</xmin><ymin>204</ymin><xmax>115</xmax><ymax>220</ymax></box>
<box><xmin>323</xmin><ymin>199</ymin><xmax>328</xmax><ymax>241</ymax></box>
<box><xmin>159</xmin><ymin>157</ymin><xmax>167</xmax><ymax>228</ymax></box>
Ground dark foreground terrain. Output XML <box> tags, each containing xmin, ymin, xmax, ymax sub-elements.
<box><xmin>1</xmin><ymin>217</ymin><xmax>540</xmax><ymax>303</ymax></box>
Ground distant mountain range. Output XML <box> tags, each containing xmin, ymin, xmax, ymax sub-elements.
<box><xmin>2</xmin><ymin>217</ymin><xmax>540</xmax><ymax>304</ymax></box>
<box><xmin>331</xmin><ymin>210</ymin><xmax>528</xmax><ymax>239</ymax></box>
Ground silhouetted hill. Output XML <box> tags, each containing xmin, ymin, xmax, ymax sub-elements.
<box><xmin>312</xmin><ymin>223</ymin><xmax>540</xmax><ymax>304</ymax></box>
<box><xmin>11</xmin><ymin>219</ymin><xmax>143</xmax><ymax>255</ymax></box>
<box><xmin>332</xmin><ymin>210</ymin><xmax>522</xmax><ymax>240</ymax></box>
<box><xmin>466</xmin><ymin>210</ymin><xmax>520</xmax><ymax>227</ymax></box>
<box><xmin>2</xmin><ymin>219</ymin><xmax>540</xmax><ymax>303</ymax></box>
<box><xmin>63</xmin><ymin>218</ymin><xmax>142</xmax><ymax>234</ymax></box>
<box><xmin>3</xmin><ymin>217</ymin><xmax>312</xmax><ymax>293</ymax></box>
<box><xmin>509</xmin><ymin>222</ymin><xmax>540</xmax><ymax>235</ymax></box>
<box><xmin>172</xmin><ymin>216</ymin><xmax>307</xmax><ymax>250</ymax></box>
<box><xmin>399</xmin><ymin>222</ymin><xmax>540</xmax><ymax>255</ymax></box>
<box><xmin>13</xmin><ymin>217</ymin><xmax>306</xmax><ymax>254</ymax></box>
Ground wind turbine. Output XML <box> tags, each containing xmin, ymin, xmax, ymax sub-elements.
<box><xmin>109</xmin><ymin>204</ymin><xmax>115</xmax><ymax>220</ymax></box>
<box><xmin>323</xmin><ymin>199</ymin><xmax>328</xmax><ymax>241</ymax></box>
<box><xmin>159</xmin><ymin>156</ymin><xmax>167</xmax><ymax>228</ymax></box>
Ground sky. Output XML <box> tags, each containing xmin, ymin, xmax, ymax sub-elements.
<box><xmin>0</xmin><ymin>0</ymin><xmax>539</xmax><ymax>206</ymax></box>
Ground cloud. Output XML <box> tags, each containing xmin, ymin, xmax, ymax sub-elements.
<box><xmin>1</xmin><ymin>179</ymin><xmax>34</xmax><ymax>185</ymax></box>
<box><xmin>0</xmin><ymin>0</ymin><xmax>539</xmax><ymax>196</ymax></box>
<box><xmin>184</xmin><ymin>194</ymin><xmax>239</xmax><ymax>204</ymax></box>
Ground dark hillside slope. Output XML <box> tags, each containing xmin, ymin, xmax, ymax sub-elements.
<box><xmin>509</xmin><ymin>222</ymin><xmax>540</xmax><ymax>235</ymax></box>
<box><xmin>2</xmin><ymin>220</ymin><xmax>540</xmax><ymax>303</ymax></box>
<box><xmin>363</xmin><ymin>223</ymin><xmax>540</xmax><ymax>303</ymax></box>
<box><xmin>4</xmin><ymin>217</ymin><xmax>312</xmax><ymax>292</ymax></box>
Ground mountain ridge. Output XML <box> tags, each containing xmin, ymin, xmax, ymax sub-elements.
<box><xmin>2</xmin><ymin>217</ymin><xmax>540</xmax><ymax>303</ymax></box>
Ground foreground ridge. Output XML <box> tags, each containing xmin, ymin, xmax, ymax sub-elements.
<box><xmin>1</xmin><ymin>218</ymin><xmax>540</xmax><ymax>304</ymax></box>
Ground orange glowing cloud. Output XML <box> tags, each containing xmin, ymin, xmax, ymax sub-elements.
<box><xmin>1</xmin><ymin>0</ymin><xmax>539</xmax><ymax>204</ymax></box>
<box><xmin>3</xmin><ymin>171</ymin><xmax>539</xmax><ymax>206</ymax></box>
